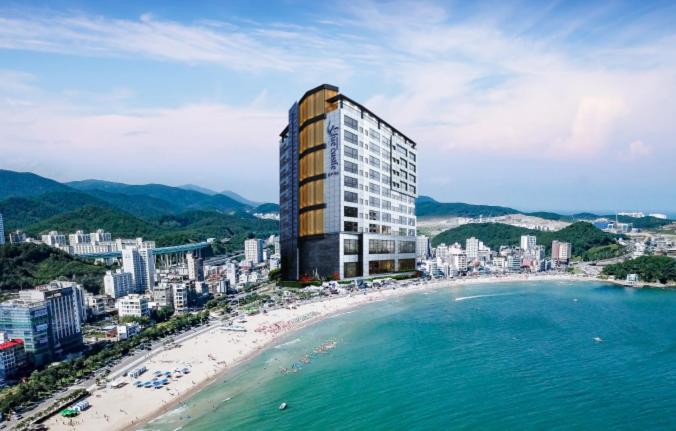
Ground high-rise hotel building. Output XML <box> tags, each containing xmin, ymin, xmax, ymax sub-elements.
<box><xmin>279</xmin><ymin>84</ymin><xmax>418</xmax><ymax>280</ymax></box>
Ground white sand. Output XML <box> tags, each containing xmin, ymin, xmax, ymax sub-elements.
<box><xmin>44</xmin><ymin>273</ymin><xmax>591</xmax><ymax>431</ymax></box>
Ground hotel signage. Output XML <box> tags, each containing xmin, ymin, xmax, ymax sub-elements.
<box><xmin>327</xmin><ymin>120</ymin><xmax>340</xmax><ymax>177</ymax></box>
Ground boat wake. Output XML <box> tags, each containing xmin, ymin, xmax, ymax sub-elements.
<box><xmin>454</xmin><ymin>293</ymin><xmax>518</xmax><ymax>302</ymax></box>
<box><xmin>274</xmin><ymin>338</ymin><xmax>301</xmax><ymax>349</ymax></box>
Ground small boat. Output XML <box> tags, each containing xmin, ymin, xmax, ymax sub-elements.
<box><xmin>593</xmin><ymin>336</ymin><xmax>603</xmax><ymax>343</ymax></box>
<box><xmin>279</xmin><ymin>402</ymin><xmax>287</xmax><ymax>410</ymax></box>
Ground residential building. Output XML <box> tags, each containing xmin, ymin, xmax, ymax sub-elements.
<box><xmin>85</xmin><ymin>294</ymin><xmax>108</xmax><ymax>318</ymax></box>
<box><xmin>187</xmin><ymin>253</ymin><xmax>204</xmax><ymax>281</ymax></box>
<box><xmin>152</xmin><ymin>283</ymin><xmax>174</xmax><ymax>308</ymax></box>
<box><xmin>172</xmin><ymin>283</ymin><xmax>189</xmax><ymax>313</ymax></box>
<box><xmin>244</xmin><ymin>239</ymin><xmax>264</xmax><ymax>264</ymax></box>
<box><xmin>272</xmin><ymin>235</ymin><xmax>280</xmax><ymax>257</ymax></box>
<box><xmin>41</xmin><ymin>231</ymin><xmax>67</xmax><ymax>247</ymax></box>
<box><xmin>0</xmin><ymin>212</ymin><xmax>4</xmax><ymax>246</ymax></box>
<box><xmin>551</xmin><ymin>241</ymin><xmax>572</xmax><ymax>264</ymax></box>
<box><xmin>416</xmin><ymin>235</ymin><xmax>430</xmax><ymax>259</ymax></box>
<box><xmin>0</xmin><ymin>333</ymin><xmax>27</xmax><ymax>383</ymax></box>
<box><xmin>68</xmin><ymin>230</ymin><xmax>91</xmax><ymax>245</ymax></box>
<box><xmin>122</xmin><ymin>248</ymin><xmax>155</xmax><ymax>293</ymax></box>
<box><xmin>466</xmin><ymin>237</ymin><xmax>480</xmax><ymax>260</ymax></box>
<box><xmin>0</xmin><ymin>299</ymin><xmax>51</xmax><ymax>366</ymax></box>
<box><xmin>520</xmin><ymin>235</ymin><xmax>537</xmax><ymax>252</ymax></box>
<box><xmin>20</xmin><ymin>282</ymin><xmax>84</xmax><ymax>355</ymax></box>
<box><xmin>104</xmin><ymin>270</ymin><xmax>134</xmax><ymax>298</ymax></box>
<box><xmin>90</xmin><ymin>229</ymin><xmax>112</xmax><ymax>243</ymax></box>
<box><xmin>9</xmin><ymin>230</ymin><xmax>27</xmax><ymax>244</ymax></box>
<box><xmin>116</xmin><ymin>294</ymin><xmax>149</xmax><ymax>318</ymax></box>
<box><xmin>279</xmin><ymin>84</ymin><xmax>417</xmax><ymax>280</ymax></box>
<box><xmin>506</xmin><ymin>255</ymin><xmax>521</xmax><ymax>272</ymax></box>
<box><xmin>649</xmin><ymin>213</ymin><xmax>668</xmax><ymax>220</ymax></box>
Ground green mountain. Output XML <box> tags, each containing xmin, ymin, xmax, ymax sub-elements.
<box><xmin>416</xmin><ymin>196</ymin><xmax>518</xmax><ymax>218</ymax></box>
<box><xmin>80</xmin><ymin>189</ymin><xmax>182</xmax><ymax>218</ymax></box>
<box><xmin>0</xmin><ymin>169</ymin><xmax>71</xmax><ymax>200</ymax></box>
<box><xmin>67</xmin><ymin>179</ymin><xmax>247</xmax><ymax>213</ymax></box>
<box><xmin>432</xmin><ymin>221</ymin><xmax>619</xmax><ymax>260</ymax></box>
<box><xmin>602</xmin><ymin>256</ymin><xmax>676</xmax><ymax>283</ymax></box>
<box><xmin>22</xmin><ymin>205</ymin><xmax>278</xmax><ymax>250</ymax></box>
<box><xmin>254</xmin><ymin>203</ymin><xmax>280</xmax><ymax>213</ymax></box>
<box><xmin>0</xmin><ymin>243</ymin><xmax>108</xmax><ymax>293</ymax></box>
<box><xmin>0</xmin><ymin>191</ymin><xmax>110</xmax><ymax>231</ymax></box>
<box><xmin>24</xmin><ymin>205</ymin><xmax>163</xmax><ymax>239</ymax></box>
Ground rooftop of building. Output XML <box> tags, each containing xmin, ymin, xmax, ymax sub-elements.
<box><xmin>280</xmin><ymin>84</ymin><xmax>417</xmax><ymax>148</ymax></box>
<box><xmin>0</xmin><ymin>339</ymin><xmax>24</xmax><ymax>350</ymax></box>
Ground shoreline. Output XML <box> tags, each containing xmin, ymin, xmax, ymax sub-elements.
<box><xmin>44</xmin><ymin>274</ymin><xmax>600</xmax><ymax>431</ymax></box>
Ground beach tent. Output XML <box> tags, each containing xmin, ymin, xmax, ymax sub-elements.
<box><xmin>60</xmin><ymin>408</ymin><xmax>78</xmax><ymax>417</ymax></box>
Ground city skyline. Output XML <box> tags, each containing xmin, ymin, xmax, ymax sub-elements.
<box><xmin>1</xmin><ymin>1</ymin><xmax>676</xmax><ymax>213</ymax></box>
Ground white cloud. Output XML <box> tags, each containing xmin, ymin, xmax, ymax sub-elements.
<box><xmin>0</xmin><ymin>1</ymin><xmax>675</xmax><ymax>206</ymax></box>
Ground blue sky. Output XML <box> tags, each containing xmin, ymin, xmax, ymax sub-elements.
<box><xmin>1</xmin><ymin>0</ymin><xmax>675</xmax><ymax>213</ymax></box>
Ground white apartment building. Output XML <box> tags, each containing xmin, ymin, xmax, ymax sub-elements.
<box><xmin>416</xmin><ymin>235</ymin><xmax>430</xmax><ymax>259</ymax></box>
<box><xmin>172</xmin><ymin>284</ymin><xmax>189</xmax><ymax>313</ymax></box>
<box><xmin>91</xmin><ymin>229</ymin><xmax>112</xmax><ymax>243</ymax></box>
<box><xmin>116</xmin><ymin>294</ymin><xmax>149</xmax><ymax>318</ymax></box>
<box><xmin>68</xmin><ymin>230</ymin><xmax>91</xmax><ymax>246</ymax></box>
<box><xmin>152</xmin><ymin>283</ymin><xmax>174</xmax><ymax>308</ymax></box>
<box><xmin>41</xmin><ymin>231</ymin><xmax>67</xmax><ymax>247</ymax></box>
<box><xmin>244</xmin><ymin>239</ymin><xmax>264</xmax><ymax>264</ymax></box>
<box><xmin>279</xmin><ymin>84</ymin><xmax>417</xmax><ymax>280</ymax></box>
<box><xmin>187</xmin><ymin>253</ymin><xmax>204</xmax><ymax>281</ymax></box>
<box><xmin>520</xmin><ymin>235</ymin><xmax>537</xmax><ymax>252</ymax></box>
<box><xmin>104</xmin><ymin>270</ymin><xmax>134</xmax><ymax>298</ymax></box>
<box><xmin>122</xmin><ymin>248</ymin><xmax>155</xmax><ymax>293</ymax></box>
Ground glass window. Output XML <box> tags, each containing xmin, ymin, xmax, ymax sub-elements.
<box><xmin>344</xmin><ymin>191</ymin><xmax>358</xmax><ymax>203</ymax></box>
<box><xmin>369</xmin><ymin>240</ymin><xmax>395</xmax><ymax>254</ymax></box>
<box><xmin>344</xmin><ymin>160</ymin><xmax>358</xmax><ymax>174</ymax></box>
<box><xmin>369</xmin><ymin>182</ymin><xmax>380</xmax><ymax>194</ymax></box>
<box><xmin>399</xmin><ymin>241</ymin><xmax>416</xmax><ymax>253</ymax></box>
<box><xmin>370</xmin><ymin>129</ymin><xmax>380</xmax><ymax>140</ymax></box>
<box><xmin>369</xmin><ymin>196</ymin><xmax>380</xmax><ymax>207</ymax></box>
<box><xmin>344</xmin><ymin>146</ymin><xmax>358</xmax><ymax>159</ymax></box>
<box><xmin>369</xmin><ymin>259</ymin><xmax>395</xmax><ymax>274</ymax></box>
<box><xmin>344</xmin><ymin>176</ymin><xmax>358</xmax><ymax>188</ymax></box>
<box><xmin>344</xmin><ymin>239</ymin><xmax>359</xmax><ymax>255</ymax></box>
<box><xmin>369</xmin><ymin>169</ymin><xmax>380</xmax><ymax>181</ymax></box>
<box><xmin>344</xmin><ymin>130</ymin><xmax>358</xmax><ymax>144</ymax></box>
<box><xmin>344</xmin><ymin>262</ymin><xmax>361</xmax><ymax>278</ymax></box>
<box><xmin>382</xmin><ymin>213</ymin><xmax>392</xmax><ymax>223</ymax></box>
<box><xmin>344</xmin><ymin>115</ymin><xmax>358</xmax><ymax>130</ymax></box>
<box><xmin>344</xmin><ymin>206</ymin><xmax>358</xmax><ymax>218</ymax></box>
<box><xmin>344</xmin><ymin>221</ymin><xmax>358</xmax><ymax>232</ymax></box>
<box><xmin>369</xmin><ymin>157</ymin><xmax>380</xmax><ymax>168</ymax></box>
<box><xmin>398</xmin><ymin>259</ymin><xmax>415</xmax><ymax>272</ymax></box>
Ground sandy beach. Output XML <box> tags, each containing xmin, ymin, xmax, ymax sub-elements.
<box><xmin>44</xmin><ymin>273</ymin><xmax>592</xmax><ymax>431</ymax></box>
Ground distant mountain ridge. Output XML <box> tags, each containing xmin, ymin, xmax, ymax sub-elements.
<box><xmin>415</xmin><ymin>195</ymin><xmax>672</xmax><ymax>226</ymax></box>
<box><xmin>0</xmin><ymin>169</ymin><xmax>71</xmax><ymax>200</ymax></box>
<box><xmin>220</xmin><ymin>190</ymin><xmax>261</xmax><ymax>207</ymax></box>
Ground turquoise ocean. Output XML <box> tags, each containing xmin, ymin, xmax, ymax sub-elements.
<box><xmin>142</xmin><ymin>281</ymin><xmax>676</xmax><ymax>430</ymax></box>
